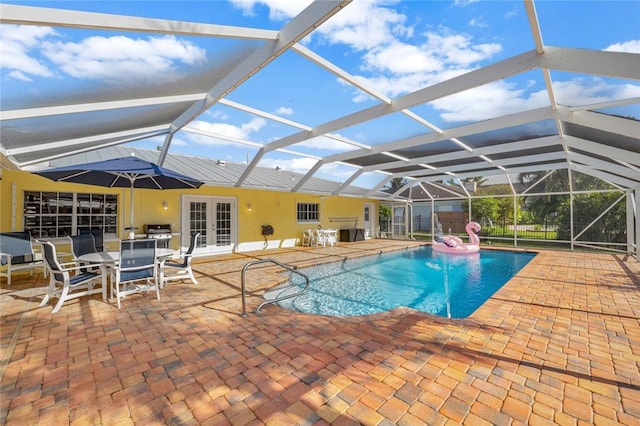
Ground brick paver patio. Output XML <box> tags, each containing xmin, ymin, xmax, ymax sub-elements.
<box><xmin>1</xmin><ymin>240</ymin><xmax>639</xmax><ymax>425</ymax></box>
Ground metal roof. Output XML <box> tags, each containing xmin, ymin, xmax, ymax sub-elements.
<box><xmin>37</xmin><ymin>145</ymin><xmax>381</xmax><ymax>198</ymax></box>
<box><xmin>1</xmin><ymin>1</ymin><xmax>639</xmax><ymax>200</ymax></box>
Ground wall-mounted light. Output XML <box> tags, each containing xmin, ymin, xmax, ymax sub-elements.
<box><xmin>247</xmin><ymin>203</ymin><xmax>252</xmax><ymax>212</ymax></box>
<box><xmin>162</xmin><ymin>201</ymin><xmax>168</xmax><ymax>210</ymax></box>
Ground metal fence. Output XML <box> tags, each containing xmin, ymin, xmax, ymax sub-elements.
<box><xmin>380</xmin><ymin>215</ymin><xmax>628</xmax><ymax>251</ymax></box>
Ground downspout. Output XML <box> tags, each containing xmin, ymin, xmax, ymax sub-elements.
<box><xmin>11</xmin><ymin>182</ymin><xmax>16</xmax><ymax>231</ymax></box>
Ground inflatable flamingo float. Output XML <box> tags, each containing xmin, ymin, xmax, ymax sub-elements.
<box><xmin>432</xmin><ymin>221</ymin><xmax>481</xmax><ymax>254</ymax></box>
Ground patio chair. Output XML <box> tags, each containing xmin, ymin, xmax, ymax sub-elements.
<box><xmin>69</xmin><ymin>234</ymin><xmax>98</xmax><ymax>273</ymax></box>
<box><xmin>325</xmin><ymin>229</ymin><xmax>337</xmax><ymax>247</ymax></box>
<box><xmin>79</xmin><ymin>228</ymin><xmax>104</xmax><ymax>252</ymax></box>
<box><xmin>301</xmin><ymin>229</ymin><xmax>315</xmax><ymax>247</ymax></box>
<box><xmin>112</xmin><ymin>239</ymin><xmax>159</xmax><ymax>309</ymax></box>
<box><xmin>162</xmin><ymin>232</ymin><xmax>200</xmax><ymax>287</ymax></box>
<box><xmin>37</xmin><ymin>240</ymin><xmax>104</xmax><ymax>313</ymax></box>
<box><xmin>0</xmin><ymin>231</ymin><xmax>45</xmax><ymax>286</ymax></box>
<box><xmin>315</xmin><ymin>228</ymin><xmax>337</xmax><ymax>247</ymax></box>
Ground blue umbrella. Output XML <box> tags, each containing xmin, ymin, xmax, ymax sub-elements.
<box><xmin>36</xmin><ymin>156</ymin><xmax>204</xmax><ymax>238</ymax></box>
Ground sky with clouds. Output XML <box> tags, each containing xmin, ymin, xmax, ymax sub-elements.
<box><xmin>1</xmin><ymin>0</ymin><xmax>638</xmax><ymax>187</ymax></box>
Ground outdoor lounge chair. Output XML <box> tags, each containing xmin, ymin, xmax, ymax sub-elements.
<box><xmin>38</xmin><ymin>240</ymin><xmax>104</xmax><ymax>313</ymax></box>
<box><xmin>162</xmin><ymin>232</ymin><xmax>200</xmax><ymax>287</ymax></box>
<box><xmin>0</xmin><ymin>231</ymin><xmax>44</xmax><ymax>286</ymax></box>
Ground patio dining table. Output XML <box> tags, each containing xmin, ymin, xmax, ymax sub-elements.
<box><xmin>78</xmin><ymin>248</ymin><xmax>176</xmax><ymax>293</ymax></box>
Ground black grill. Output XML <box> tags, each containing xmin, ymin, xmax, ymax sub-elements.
<box><xmin>144</xmin><ymin>224</ymin><xmax>172</xmax><ymax>248</ymax></box>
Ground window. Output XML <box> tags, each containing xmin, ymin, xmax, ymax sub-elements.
<box><xmin>297</xmin><ymin>202</ymin><xmax>319</xmax><ymax>223</ymax></box>
<box><xmin>24</xmin><ymin>191</ymin><xmax>118</xmax><ymax>238</ymax></box>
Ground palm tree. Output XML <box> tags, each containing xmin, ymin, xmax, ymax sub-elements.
<box><xmin>518</xmin><ymin>170</ymin><xmax>569</xmax><ymax>222</ymax></box>
<box><xmin>386</xmin><ymin>177</ymin><xmax>409</xmax><ymax>192</ymax></box>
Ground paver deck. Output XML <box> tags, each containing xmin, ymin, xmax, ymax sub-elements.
<box><xmin>1</xmin><ymin>240</ymin><xmax>639</xmax><ymax>425</ymax></box>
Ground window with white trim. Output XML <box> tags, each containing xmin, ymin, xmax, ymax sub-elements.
<box><xmin>297</xmin><ymin>202</ymin><xmax>319</xmax><ymax>223</ymax></box>
<box><xmin>24</xmin><ymin>191</ymin><xmax>118</xmax><ymax>238</ymax></box>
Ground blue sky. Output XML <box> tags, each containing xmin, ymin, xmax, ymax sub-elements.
<box><xmin>1</xmin><ymin>0</ymin><xmax>639</xmax><ymax>188</ymax></box>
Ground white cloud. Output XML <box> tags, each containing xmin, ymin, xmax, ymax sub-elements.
<box><xmin>295</xmin><ymin>135</ymin><xmax>360</xmax><ymax>152</ymax></box>
<box><xmin>276</xmin><ymin>106</ymin><xmax>294</xmax><ymax>115</ymax></box>
<box><xmin>552</xmin><ymin>78</ymin><xmax>640</xmax><ymax>106</ymax></box>
<box><xmin>259</xmin><ymin>156</ymin><xmax>317</xmax><ymax>174</ymax></box>
<box><xmin>362</xmin><ymin>41</ymin><xmax>444</xmax><ymax>74</ymax></box>
<box><xmin>241</xmin><ymin>117</ymin><xmax>267</xmax><ymax>133</ymax></box>
<box><xmin>315</xmin><ymin>1</ymin><xmax>409</xmax><ymax>51</ymax></box>
<box><xmin>229</xmin><ymin>0</ymin><xmax>311</xmax><ymax>20</ymax></box>
<box><xmin>1</xmin><ymin>24</ymin><xmax>208</xmax><ymax>83</ymax></box>
<box><xmin>353</xmin><ymin>30</ymin><xmax>500</xmax><ymax>99</ymax></box>
<box><xmin>0</xmin><ymin>25</ymin><xmax>56</xmax><ymax>78</ymax></box>
<box><xmin>454</xmin><ymin>0</ymin><xmax>479</xmax><ymax>6</ymax></box>
<box><xmin>431</xmin><ymin>80</ymin><xmax>542</xmax><ymax>122</ymax></box>
<box><xmin>206</xmin><ymin>109</ymin><xmax>229</xmax><ymax>120</ymax></box>
<box><xmin>41</xmin><ymin>35</ymin><xmax>207</xmax><ymax>82</ymax></box>
<box><xmin>185</xmin><ymin>117</ymin><xmax>267</xmax><ymax>146</ymax></box>
<box><xmin>429</xmin><ymin>77</ymin><xmax>640</xmax><ymax>123</ymax></box>
<box><xmin>258</xmin><ymin>156</ymin><xmax>358</xmax><ymax>182</ymax></box>
<box><xmin>424</xmin><ymin>31</ymin><xmax>501</xmax><ymax>66</ymax></box>
<box><xmin>230</xmin><ymin>1</ymin><xmax>502</xmax><ymax>107</ymax></box>
<box><xmin>605</xmin><ymin>40</ymin><xmax>640</xmax><ymax>54</ymax></box>
<box><xmin>7</xmin><ymin>70</ymin><xmax>33</xmax><ymax>82</ymax></box>
<box><xmin>468</xmin><ymin>16</ymin><xmax>488</xmax><ymax>28</ymax></box>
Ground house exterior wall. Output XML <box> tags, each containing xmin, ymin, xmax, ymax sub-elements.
<box><xmin>0</xmin><ymin>169</ymin><xmax>376</xmax><ymax>252</ymax></box>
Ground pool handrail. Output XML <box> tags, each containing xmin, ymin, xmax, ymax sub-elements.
<box><xmin>240</xmin><ymin>258</ymin><xmax>310</xmax><ymax>317</ymax></box>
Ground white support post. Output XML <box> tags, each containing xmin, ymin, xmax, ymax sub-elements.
<box><xmin>625</xmin><ymin>190</ymin><xmax>634</xmax><ymax>257</ymax></box>
<box><xmin>635</xmin><ymin>187</ymin><xmax>640</xmax><ymax>262</ymax></box>
<box><xmin>568</xmin><ymin>168</ymin><xmax>574</xmax><ymax>251</ymax></box>
<box><xmin>513</xmin><ymin>194</ymin><xmax>518</xmax><ymax>248</ymax></box>
<box><xmin>431</xmin><ymin>199</ymin><xmax>435</xmax><ymax>242</ymax></box>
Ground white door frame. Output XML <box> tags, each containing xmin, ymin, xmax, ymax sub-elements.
<box><xmin>363</xmin><ymin>203</ymin><xmax>375</xmax><ymax>239</ymax></box>
<box><xmin>181</xmin><ymin>195</ymin><xmax>237</xmax><ymax>256</ymax></box>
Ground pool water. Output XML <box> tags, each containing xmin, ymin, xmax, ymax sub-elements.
<box><xmin>273</xmin><ymin>247</ymin><xmax>535</xmax><ymax>318</ymax></box>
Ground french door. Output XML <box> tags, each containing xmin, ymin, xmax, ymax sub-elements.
<box><xmin>181</xmin><ymin>196</ymin><xmax>236</xmax><ymax>256</ymax></box>
<box><xmin>363</xmin><ymin>203</ymin><xmax>374</xmax><ymax>239</ymax></box>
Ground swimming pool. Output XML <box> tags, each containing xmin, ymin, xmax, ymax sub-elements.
<box><xmin>270</xmin><ymin>247</ymin><xmax>535</xmax><ymax>318</ymax></box>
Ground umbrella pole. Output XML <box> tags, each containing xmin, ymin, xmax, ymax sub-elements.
<box><xmin>129</xmin><ymin>182</ymin><xmax>135</xmax><ymax>240</ymax></box>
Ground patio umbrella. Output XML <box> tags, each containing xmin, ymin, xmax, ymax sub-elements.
<box><xmin>35</xmin><ymin>156</ymin><xmax>204</xmax><ymax>239</ymax></box>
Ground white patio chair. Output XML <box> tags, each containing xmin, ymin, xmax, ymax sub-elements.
<box><xmin>162</xmin><ymin>232</ymin><xmax>200</xmax><ymax>287</ymax></box>
<box><xmin>37</xmin><ymin>240</ymin><xmax>104</xmax><ymax>313</ymax></box>
<box><xmin>315</xmin><ymin>229</ymin><xmax>325</xmax><ymax>247</ymax></box>
<box><xmin>79</xmin><ymin>228</ymin><xmax>104</xmax><ymax>252</ymax></box>
<box><xmin>302</xmin><ymin>229</ymin><xmax>315</xmax><ymax>247</ymax></box>
<box><xmin>325</xmin><ymin>229</ymin><xmax>337</xmax><ymax>247</ymax></box>
<box><xmin>112</xmin><ymin>239</ymin><xmax>159</xmax><ymax>309</ymax></box>
<box><xmin>1</xmin><ymin>231</ymin><xmax>45</xmax><ymax>286</ymax></box>
<box><xmin>68</xmin><ymin>234</ymin><xmax>98</xmax><ymax>274</ymax></box>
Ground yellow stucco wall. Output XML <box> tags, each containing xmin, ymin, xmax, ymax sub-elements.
<box><xmin>0</xmin><ymin>168</ymin><xmax>377</xmax><ymax>251</ymax></box>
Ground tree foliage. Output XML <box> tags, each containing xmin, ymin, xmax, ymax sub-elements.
<box><xmin>386</xmin><ymin>178</ymin><xmax>409</xmax><ymax>192</ymax></box>
<box><xmin>378</xmin><ymin>203</ymin><xmax>391</xmax><ymax>218</ymax></box>
<box><xmin>463</xmin><ymin>184</ymin><xmax>522</xmax><ymax>227</ymax></box>
<box><xmin>557</xmin><ymin>193</ymin><xmax>626</xmax><ymax>243</ymax></box>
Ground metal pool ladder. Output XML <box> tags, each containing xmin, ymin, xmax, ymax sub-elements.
<box><xmin>241</xmin><ymin>259</ymin><xmax>310</xmax><ymax>317</ymax></box>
